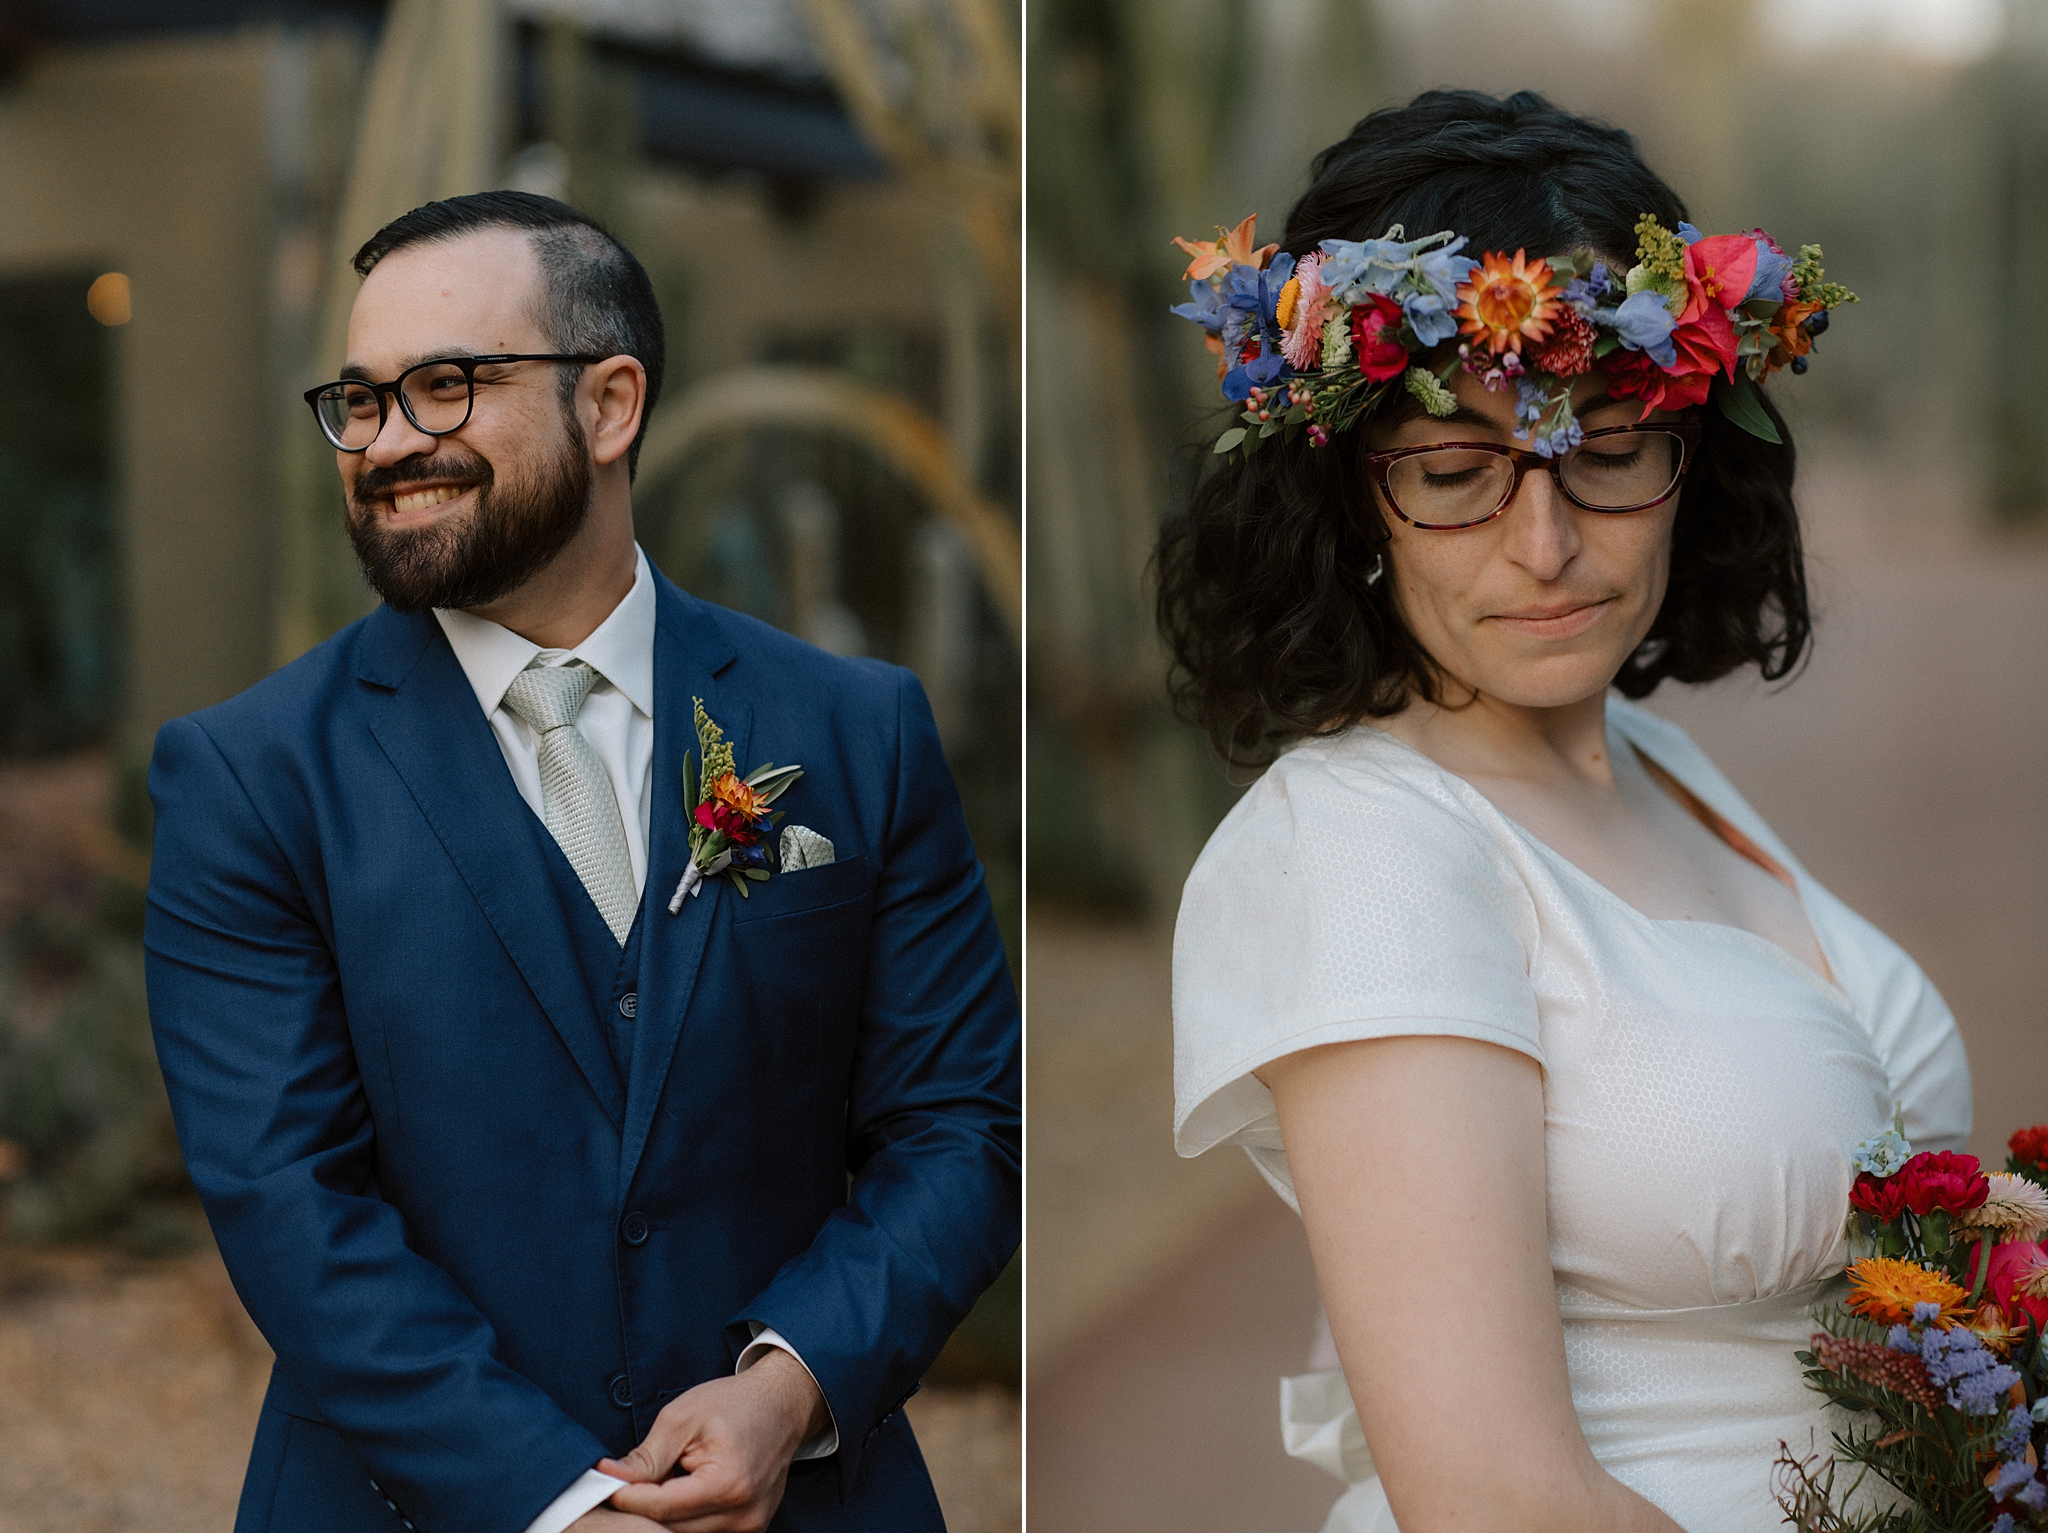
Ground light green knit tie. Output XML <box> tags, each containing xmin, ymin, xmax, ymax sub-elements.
<box><xmin>502</xmin><ymin>658</ymin><xmax>638</xmax><ymax>944</ymax></box>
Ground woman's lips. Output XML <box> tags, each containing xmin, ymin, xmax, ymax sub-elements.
<box><xmin>1488</xmin><ymin>597</ymin><xmax>1613</xmax><ymax>639</ymax></box>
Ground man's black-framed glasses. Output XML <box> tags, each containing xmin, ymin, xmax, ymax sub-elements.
<box><xmin>1362</xmin><ymin>423</ymin><xmax>1703</xmax><ymax>530</ymax></box>
<box><xmin>303</xmin><ymin>353</ymin><xmax>603</xmax><ymax>452</ymax></box>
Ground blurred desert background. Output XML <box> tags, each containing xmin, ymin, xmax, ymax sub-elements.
<box><xmin>0</xmin><ymin>0</ymin><xmax>1018</xmax><ymax>1529</ymax></box>
<box><xmin>1025</xmin><ymin>0</ymin><xmax>2048</xmax><ymax>1530</ymax></box>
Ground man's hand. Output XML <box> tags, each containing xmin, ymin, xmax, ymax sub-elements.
<box><xmin>597</xmin><ymin>1349</ymin><xmax>830</xmax><ymax>1532</ymax></box>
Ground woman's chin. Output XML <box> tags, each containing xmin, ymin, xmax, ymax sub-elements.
<box><xmin>1462</xmin><ymin>654</ymin><xmax>1627</xmax><ymax>711</ymax></box>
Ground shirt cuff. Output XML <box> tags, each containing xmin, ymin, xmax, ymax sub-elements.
<box><xmin>521</xmin><ymin>1468</ymin><xmax>626</xmax><ymax>1533</ymax></box>
<box><xmin>738</xmin><ymin>1323</ymin><xmax>841</xmax><ymax>1458</ymax></box>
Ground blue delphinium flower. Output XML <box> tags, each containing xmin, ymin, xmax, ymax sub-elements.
<box><xmin>1853</xmin><ymin>1129</ymin><xmax>1915</xmax><ymax>1178</ymax></box>
<box><xmin>1218</xmin><ymin>257</ymin><xmax>1297</xmax><ymax>402</ymax></box>
<box><xmin>1746</xmin><ymin>241</ymin><xmax>1794</xmax><ymax>304</ymax></box>
<box><xmin>1998</xmin><ymin>1403</ymin><xmax>2035</xmax><ymax>1461</ymax></box>
<box><xmin>1677</xmin><ymin>222</ymin><xmax>1704</xmax><ymax>245</ymax></box>
<box><xmin>1170</xmin><ymin>279</ymin><xmax>1230</xmax><ymax>333</ymax></box>
<box><xmin>1319</xmin><ymin>230</ymin><xmax>1472</xmax><ymax>307</ymax></box>
<box><xmin>1914</xmin><ymin>1302</ymin><xmax>1946</xmax><ymax>1325</ymax></box>
<box><xmin>1563</xmin><ymin>261</ymin><xmax>1610</xmax><ymax>308</ymax></box>
<box><xmin>1412</xmin><ymin>239</ymin><xmax>1478</xmax><ymax>304</ymax></box>
<box><xmin>1992</xmin><ymin>1513</ymin><xmax>2017</xmax><ymax>1533</ymax></box>
<box><xmin>1601</xmin><ymin>290</ymin><xmax>1678</xmax><ymax>368</ymax></box>
<box><xmin>1888</xmin><ymin>1324</ymin><xmax>1919</xmax><ymax>1353</ymax></box>
<box><xmin>1402</xmin><ymin>291</ymin><xmax>1460</xmax><ymax>347</ymax></box>
<box><xmin>2020</xmin><ymin>1475</ymin><xmax>2048</xmax><ymax>1511</ymax></box>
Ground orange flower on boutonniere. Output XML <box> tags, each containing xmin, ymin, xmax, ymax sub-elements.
<box><xmin>666</xmin><ymin>699</ymin><xmax>802</xmax><ymax>910</ymax></box>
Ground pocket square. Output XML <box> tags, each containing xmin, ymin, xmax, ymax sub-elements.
<box><xmin>780</xmin><ymin>825</ymin><xmax>835</xmax><ymax>871</ymax></box>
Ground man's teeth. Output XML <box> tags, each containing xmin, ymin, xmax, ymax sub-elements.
<box><xmin>392</xmin><ymin>485</ymin><xmax>465</xmax><ymax>515</ymax></box>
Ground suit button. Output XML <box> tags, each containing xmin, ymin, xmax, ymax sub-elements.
<box><xmin>610</xmin><ymin>1373</ymin><xmax>634</xmax><ymax>1408</ymax></box>
<box><xmin>621</xmin><ymin>1211</ymin><xmax>649</xmax><ymax>1245</ymax></box>
<box><xmin>619</xmin><ymin>991</ymin><xmax>636</xmax><ymax>1018</ymax></box>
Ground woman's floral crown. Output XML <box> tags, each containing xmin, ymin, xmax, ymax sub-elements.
<box><xmin>1169</xmin><ymin>212</ymin><xmax>1855</xmax><ymax>460</ymax></box>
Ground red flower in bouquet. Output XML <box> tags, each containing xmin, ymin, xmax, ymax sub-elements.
<box><xmin>1895</xmin><ymin>1151</ymin><xmax>1991</xmax><ymax>1217</ymax></box>
<box><xmin>1849</xmin><ymin>1172</ymin><xmax>1909</xmax><ymax>1223</ymax></box>
<box><xmin>2010</xmin><ymin>1124</ymin><xmax>2048</xmax><ymax>1173</ymax></box>
<box><xmin>1984</xmin><ymin>1239</ymin><xmax>2048</xmax><ymax>1330</ymax></box>
<box><xmin>1349</xmin><ymin>294</ymin><xmax>1410</xmax><ymax>382</ymax></box>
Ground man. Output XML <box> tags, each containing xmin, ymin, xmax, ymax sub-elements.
<box><xmin>143</xmin><ymin>191</ymin><xmax>1019</xmax><ymax>1533</ymax></box>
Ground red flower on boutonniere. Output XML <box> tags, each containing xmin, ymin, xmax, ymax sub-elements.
<box><xmin>666</xmin><ymin>699</ymin><xmax>802</xmax><ymax>911</ymax></box>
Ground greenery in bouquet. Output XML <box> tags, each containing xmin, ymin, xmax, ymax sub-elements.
<box><xmin>1778</xmin><ymin>1124</ymin><xmax>2048</xmax><ymax>1533</ymax></box>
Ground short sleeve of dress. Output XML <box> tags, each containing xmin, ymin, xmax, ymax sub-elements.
<box><xmin>1171</xmin><ymin>739</ymin><xmax>1544</xmax><ymax>1187</ymax></box>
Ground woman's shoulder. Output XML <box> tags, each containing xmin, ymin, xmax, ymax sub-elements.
<box><xmin>1172</xmin><ymin>725</ymin><xmax>1547</xmax><ymax>1161</ymax></box>
<box><xmin>1189</xmin><ymin>725</ymin><xmax>1514</xmax><ymax>890</ymax></box>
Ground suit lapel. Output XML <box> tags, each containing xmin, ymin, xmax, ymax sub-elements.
<box><xmin>360</xmin><ymin>606</ymin><xmax>626</xmax><ymax>1127</ymax></box>
<box><xmin>620</xmin><ymin>574</ymin><xmax>744</xmax><ymax>1196</ymax></box>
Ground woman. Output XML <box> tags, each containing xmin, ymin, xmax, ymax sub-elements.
<box><xmin>1159</xmin><ymin>91</ymin><xmax>1972</xmax><ymax>1533</ymax></box>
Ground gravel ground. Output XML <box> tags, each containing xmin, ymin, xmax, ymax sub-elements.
<box><xmin>0</xmin><ymin>1245</ymin><xmax>1017</xmax><ymax>1533</ymax></box>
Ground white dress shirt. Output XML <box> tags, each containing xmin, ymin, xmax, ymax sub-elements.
<box><xmin>432</xmin><ymin>546</ymin><xmax>838</xmax><ymax>1533</ymax></box>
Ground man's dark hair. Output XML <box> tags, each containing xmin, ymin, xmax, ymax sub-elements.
<box><xmin>353</xmin><ymin>190</ymin><xmax>666</xmax><ymax>478</ymax></box>
<box><xmin>1153</xmin><ymin>89</ymin><xmax>1812</xmax><ymax>766</ymax></box>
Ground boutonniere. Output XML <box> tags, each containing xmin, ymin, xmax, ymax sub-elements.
<box><xmin>666</xmin><ymin>699</ymin><xmax>802</xmax><ymax>912</ymax></box>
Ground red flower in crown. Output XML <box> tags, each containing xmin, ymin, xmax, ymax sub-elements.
<box><xmin>1602</xmin><ymin>347</ymin><xmax>1712</xmax><ymax>417</ymax></box>
<box><xmin>1849</xmin><ymin>1172</ymin><xmax>1909</xmax><ymax>1223</ymax></box>
<box><xmin>1894</xmin><ymin>1151</ymin><xmax>1990</xmax><ymax>1217</ymax></box>
<box><xmin>2010</xmin><ymin>1125</ymin><xmax>2048</xmax><ymax>1171</ymax></box>
<box><xmin>1349</xmin><ymin>293</ymin><xmax>1410</xmax><ymax>382</ymax></box>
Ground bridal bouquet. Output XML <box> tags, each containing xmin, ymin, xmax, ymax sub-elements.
<box><xmin>1777</xmin><ymin>1124</ymin><xmax>2048</xmax><ymax>1532</ymax></box>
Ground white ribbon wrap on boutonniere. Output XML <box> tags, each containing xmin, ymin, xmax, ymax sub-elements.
<box><xmin>666</xmin><ymin>698</ymin><xmax>802</xmax><ymax>914</ymax></box>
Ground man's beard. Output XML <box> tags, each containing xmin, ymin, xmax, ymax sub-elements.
<box><xmin>345</xmin><ymin>412</ymin><xmax>594</xmax><ymax>613</ymax></box>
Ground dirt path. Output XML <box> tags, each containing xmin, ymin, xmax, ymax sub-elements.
<box><xmin>0</xmin><ymin>1245</ymin><xmax>1017</xmax><ymax>1533</ymax></box>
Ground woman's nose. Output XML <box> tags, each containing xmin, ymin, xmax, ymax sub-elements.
<box><xmin>1498</xmin><ymin>464</ymin><xmax>1580</xmax><ymax>581</ymax></box>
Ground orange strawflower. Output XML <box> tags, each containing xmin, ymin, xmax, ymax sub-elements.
<box><xmin>1456</xmin><ymin>249</ymin><xmax>1560</xmax><ymax>355</ymax></box>
<box><xmin>1844</xmin><ymin>1257</ymin><xmax>1970</xmax><ymax>1328</ymax></box>
<box><xmin>706</xmin><ymin>772</ymin><xmax>767</xmax><ymax>820</ymax></box>
<box><xmin>1966</xmin><ymin>1300</ymin><xmax>2026</xmax><ymax>1357</ymax></box>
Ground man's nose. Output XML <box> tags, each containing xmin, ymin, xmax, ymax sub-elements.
<box><xmin>363</xmin><ymin>395</ymin><xmax>439</xmax><ymax>468</ymax></box>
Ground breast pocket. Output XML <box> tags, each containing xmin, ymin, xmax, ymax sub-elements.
<box><xmin>730</xmin><ymin>851</ymin><xmax>873</xmax><ymax>925</ymax></box>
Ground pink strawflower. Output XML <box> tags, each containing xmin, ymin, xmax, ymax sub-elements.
<box><xmin>1281</xmin><ymin>252</ymin><xmax>1334</xmax><ymax>371</ymax></box>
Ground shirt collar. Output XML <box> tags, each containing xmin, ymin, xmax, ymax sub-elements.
<box><xmin>433</xmin><ymin>544</ymin><xmax>656</xmax><ymax>719</ymax></box>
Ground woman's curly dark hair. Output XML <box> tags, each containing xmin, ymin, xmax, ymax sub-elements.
<box><xmin>1154</xmin><ymin>88</ymin><xmax>1811</xmax><ymax>766</ymax></box>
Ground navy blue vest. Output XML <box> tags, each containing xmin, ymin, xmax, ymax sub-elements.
<box><xmin>531</xmin><ymin>815</ymin><xmax>645</xmax><ymax>1086</ymax></box>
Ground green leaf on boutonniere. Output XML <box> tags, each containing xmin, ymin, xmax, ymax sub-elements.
<box><xmin>744</xmin><ymin>869</ymin><xmax>769</xmax><ymax>881</ymax></box>
<box><xmin>726</xmin><ymin>869</ymin><xmax>749</xmax><ymax>896</ymax></box>
<box><xmin>744</xmin><ymin>762</ymin><xmax>803</xmax><ymax>804</ymax></box>
<box><xmin>683</xmin><ymin>750</ymin><xmax>701</xmax><ymax>813</ymax></box>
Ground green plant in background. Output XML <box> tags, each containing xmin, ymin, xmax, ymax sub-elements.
<box><xmin>0</xmin><ymin>894</ymin><xmax>196</xmax><ymax>1253</ymax></box>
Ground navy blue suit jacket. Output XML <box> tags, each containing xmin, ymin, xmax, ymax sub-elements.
<box><xmin>143</xmin><ymin>567</ymin><xmax>1021</xmax><ymax>1533</ymax></box>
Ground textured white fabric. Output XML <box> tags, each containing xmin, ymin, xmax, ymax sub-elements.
<box><xmin>435</xmin><ymin>545</ymin><xmax>656</xmax><ymax>896</ymax></box>
<box><xmin>503</xmin><ymin>658</ymin><xmax>640</xmax><ymax>943</ymax></box>
<box><xmin>1172</xmin><ymin>698</ymin><xmax>1973</xmax><ymax>1533</ymax></box>
<box><xmin>780</xmin><ymin>824</ymin><xmax>836</xmax><ymax>871</ymax></box>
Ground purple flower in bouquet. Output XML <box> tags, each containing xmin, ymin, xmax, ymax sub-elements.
<box><xmin>1916</xmin><ymin>1323</ymin><xmax>2020</xmax><ymax>1415</ymax></box>
<box><xmin>1998</xmin><ymin>1403</ymin><xmax>2034</xmax><ymax>1461</ymax></box>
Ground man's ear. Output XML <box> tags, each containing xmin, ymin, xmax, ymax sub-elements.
<box><xmin>586</xmin><ymin>355</ymin><xmax>647</xmax><ymax>468</ymax></box>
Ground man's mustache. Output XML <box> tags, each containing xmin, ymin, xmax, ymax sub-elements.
<box><xmin>354</xmin><ymin>451</ymin><xmax>493</xmax><ymax>502</ymax></box>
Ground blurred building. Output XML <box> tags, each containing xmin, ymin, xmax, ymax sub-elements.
<box><xmin>0</xmin><ymin>0</ymin><xmax>1019</xmax><ymax>956</ymax></box>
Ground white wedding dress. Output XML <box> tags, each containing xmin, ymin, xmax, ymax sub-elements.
<box><xmin>1172</xmin><ymin>699</ymin><xmax>1973</xmax><ymax>1533</ymax></box>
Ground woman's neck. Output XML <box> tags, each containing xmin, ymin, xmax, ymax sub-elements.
<box><xmin>1376</xmin><ymin>686</ymin><xmax>1620</xmax><ymax>794</ymax></box>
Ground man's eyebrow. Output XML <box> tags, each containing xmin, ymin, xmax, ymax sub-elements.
<box><xmin>336</xmin><ymin>348</ymin><xmax>489</xmax><ymax>383</ymax></box>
